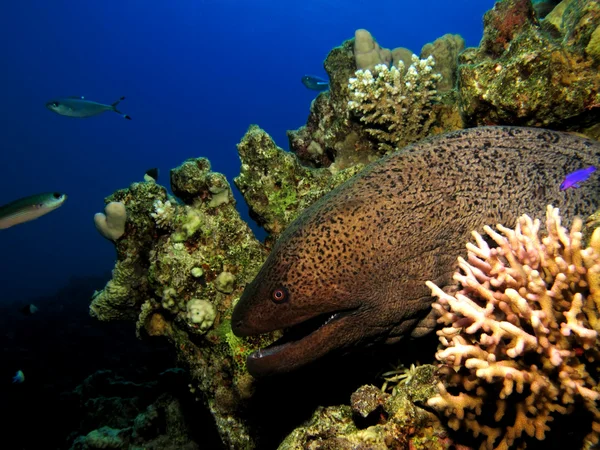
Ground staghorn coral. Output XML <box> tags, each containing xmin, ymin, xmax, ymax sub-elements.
<box><xmin>426</xmin><ymin>205</ymin><xmax>600</xmax><ymax>450</ymax></box>
<box><xmin>347</xmin><ymin>55</ymin><xmax>442</xmax><ymax>153</ymax></box>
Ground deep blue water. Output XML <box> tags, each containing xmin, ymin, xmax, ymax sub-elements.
<box><xmin>0</xmin><ymin>0</ymin><xmax>494</xmax><ymax>302</ymax></box>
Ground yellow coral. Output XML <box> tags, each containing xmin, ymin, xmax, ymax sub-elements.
<box><xmin>426</xmin><ymin>205</ymin><xmax>600</xmax><ymax>450</ymax></box>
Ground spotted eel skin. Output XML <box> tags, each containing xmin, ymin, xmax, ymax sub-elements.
<box><xmin>232</xmin><ymin>126</ymin><xmax>600</xmax><ymax>377</ymax></box>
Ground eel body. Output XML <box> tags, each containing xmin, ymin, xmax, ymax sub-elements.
<box><xmin>232</xmin><ymin>126</ymin><xmax>600</xmax><ymax>377</ymax></box>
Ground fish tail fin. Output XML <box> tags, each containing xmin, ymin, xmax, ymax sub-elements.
<box><xmin>111</xmin><ymin>96</ymin><xmax>132</xmax><ymax>120</ymax></box>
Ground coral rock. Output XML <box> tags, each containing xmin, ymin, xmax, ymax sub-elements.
<box><xmin>457</xmin><ymin>0</ymin><xmax>600</xmax><ymax>129</ymax></box>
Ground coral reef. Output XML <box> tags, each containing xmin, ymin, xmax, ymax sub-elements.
<box><xmin>88</xmin><ymin>144</ymin><xmax>368</xmax><ymax>448</ymax></box>
<box><xmin>65</xmin><ymin>369</ymin><xmax>214</xmax><ymax>450</ymax></box>
<box><xmin>457</xmin><ymin>0</ymin><xmax>600</xmax><ymax>133</ymax></box>
<box><xmin>426</xmin><ymin>206</ymin><xmax>600</xmax><ymax>450</ymax></box>
<box><xmin>347</xmin><ymin>55</ymin><xmax>442</xmax><ymax>153</ymax></box>
<box><xmin>287</xmin><ymin>29</ymin><xmax>464</xmax><ymax>169</ymax></box>
<box><xmin>87</xmin><ymin>3</ymin><xmax>600</xmax><ymax>449</ymax></box>
<box><xmin>89</xmin><ymin>160</ymin><xmax>271</xmax><ymax>448</ymax></box>
<box><xmin>90</xmin><ymin>182</ymin><xmax>168</xmax><ymax>322</ymax></box>
<box><xmin>234</xmin><ymin>125</ymin><xmax>363</xmax><ymax>241</ymax></box>
<box><xmin>279</xmin><ymin>365</ymin><xmax>463</xmax><ymax>450</ymax></box>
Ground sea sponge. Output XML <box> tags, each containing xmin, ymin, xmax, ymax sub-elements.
<box><xmin>94</xmin><ymin>201</ymin><xmax>127</xmax><ymax>240</ymax></box>
<box><xmin>354</xmin><ymin>29</ymin><xmax>392</xmax><ymax>70</ymax></box>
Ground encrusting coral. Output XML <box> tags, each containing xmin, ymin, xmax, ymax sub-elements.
<box><xmin>458</xmin><ymin>0</ymin><xmax>600</xmax><ymax>133</ymax></box>
<box><xmin>235</xmin><ymin>125</ymin><xmax>364</xmax><ymax>241</ymax></box>
<box><xmin>347</xmin><ymin>55</ymin><xmax>442</xmax><ymax>153</ymax></box>
<box><xmin>426</xmin><ymin>205</ymin><xmax>600</xmax><ymax>450</ymax></box>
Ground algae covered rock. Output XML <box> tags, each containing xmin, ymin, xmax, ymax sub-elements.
<box><xmin>170</xmin><ymin>157</ymin><xmax>231</xmax><ymax>207</ymax></box>
<box><xmin>287</xmin><ymin>38</ymin><xmax>380</xmax><ymax>169</ymax></box>
<box><xmin>90</xmin><ymin>181</ymin><xmax>169</xmax><ymax>322</ymax></box>
<box><xmin>279</xmin><ymin>365</ymin><xmax>458</xmax><ymax>450</ymax></box>
<box><xmin>90</xmin><ymin>157</ymin><xmax>270</xmax><ymax>449</ymax></box>
<box><xmin>458</xmin><ymin>0</ymin><xmax>600</xmax><ymax>130</ymax></box>
<box><xmin>235</xmin><ymin>125</ymin><xmax>363</xmax><ymax>240</ymax></box>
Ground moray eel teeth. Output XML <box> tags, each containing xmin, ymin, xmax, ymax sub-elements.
<box><xmin>244</xmin><ymin>308</ymin><xmax>360</xmax><ymax>376</ymax></box>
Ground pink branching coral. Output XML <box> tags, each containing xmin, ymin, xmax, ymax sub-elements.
<box><xmin>426</xmin><ymin>205</ymin><xmax>600</xmax><ymax>450</ymax></box>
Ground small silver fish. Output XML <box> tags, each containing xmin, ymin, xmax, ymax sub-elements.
<box><xmin>0</xmin><ymin>192</ymin><xmax>67</xmax><ymax>229</ymax></box>
<box><xmin>46</xmin><ymin>96</ymin><xmax>131</xmax><ymax>120</ymax></box>
<box><xmin>12</xmin><ymin>370</ymin><xmax>24</xmax><ymax>383</ymax></box>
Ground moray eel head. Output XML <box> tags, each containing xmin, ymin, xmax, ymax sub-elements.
<box><xmin>231</xmin><ymin>224</ymin><xmax>366</xmax><ymax>377</ymax></box>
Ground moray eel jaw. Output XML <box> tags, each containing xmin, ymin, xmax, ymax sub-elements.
<box><xmin>240</xmin><ymin>308</ymin><xmax>360</xmax><ymax>376</ymax></box>
<box><xmin>231</xmin><ymin>262</ymin><xmax>364</xmax><ymax>376</ymax></box>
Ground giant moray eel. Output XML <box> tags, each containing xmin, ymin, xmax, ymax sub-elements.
<box><xmin>232</xmin><ymin>126</ymin><xmax>600</xmax><ymax>377</ymax></box>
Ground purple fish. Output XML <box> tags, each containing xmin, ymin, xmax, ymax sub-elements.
<box><xmin>560</xmin><ymin>166</ymin><xmax>597</xmax><ymax>190</ymax></box>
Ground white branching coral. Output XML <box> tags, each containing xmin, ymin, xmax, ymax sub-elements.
<box><xmin>151</xmin><ymin>199</ymin><xmax>175</xmax><ymax>229</ymax></box>
<box><xmin>347</xmin><ymin>54</ymin><xmax>442</xmax><ymax>153</ymax></box>
<box><xmin>426</xmin><ymin>206</ymin><xmax>600</xmax><ymax>450</ymax></box>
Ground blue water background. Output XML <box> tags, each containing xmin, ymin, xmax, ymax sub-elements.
<box><xmin>0</xmin><ymin>0</ymin><xmax>494</xmax><ymax>302</ymax></box>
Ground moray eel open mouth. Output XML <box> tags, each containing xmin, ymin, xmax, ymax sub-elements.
<box><xmin>245</xmin><ymin>308</ymin><xmax>359</xmax><ymax>376</ymax></box>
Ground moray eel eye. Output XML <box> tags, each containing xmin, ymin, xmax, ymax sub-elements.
<box><xmin>271</xmin><ymin>286</ymin><xmax>288</xmax><ymax>303</ymax></box>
